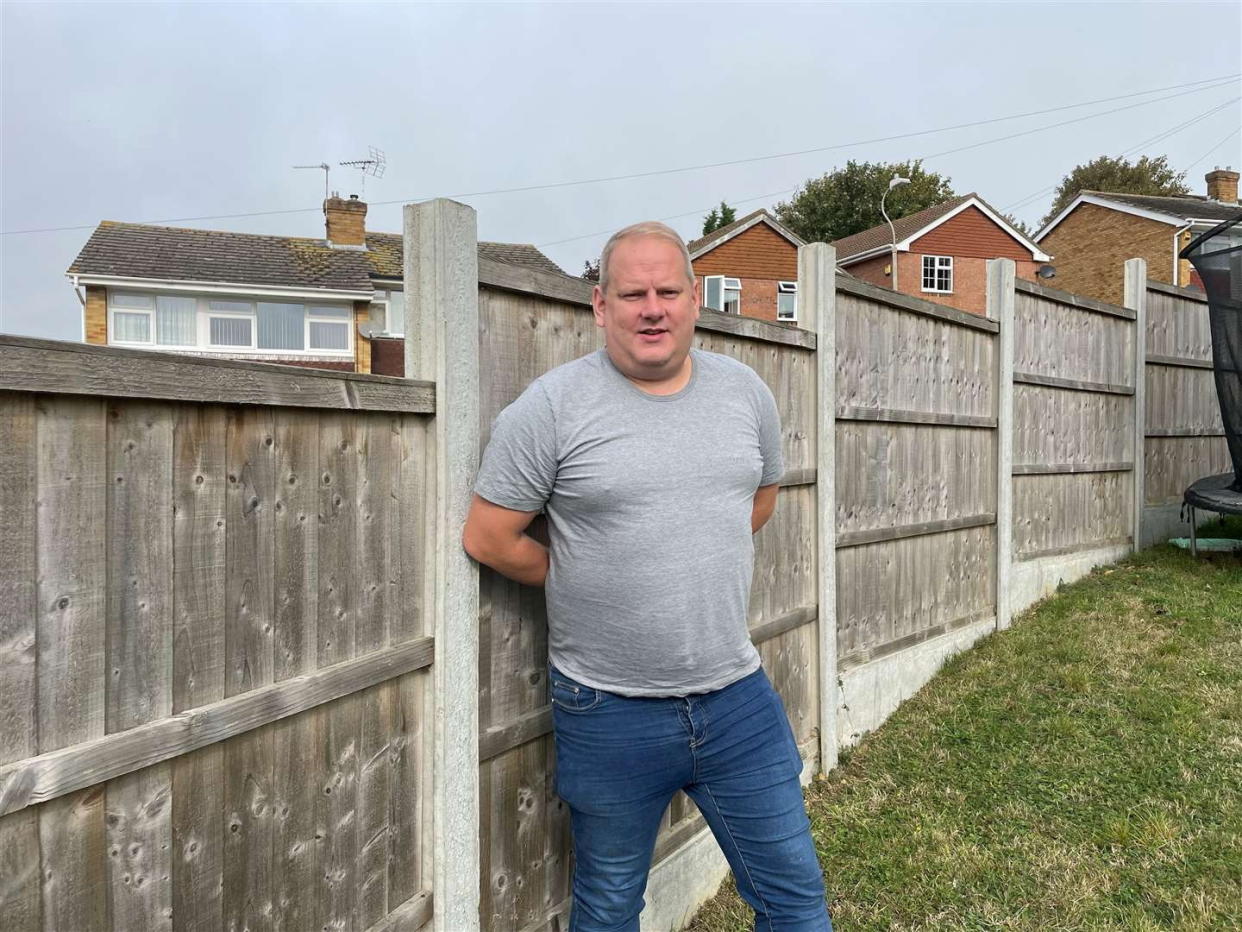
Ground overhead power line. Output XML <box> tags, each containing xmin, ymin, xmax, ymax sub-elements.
<box><xmin>1181</xmin><ymin>126</ymin><xmax>1242</xmax><ymax>175</ymax></box>
<box><xmin>1000</xmin><ymin>94</ymin><xmax>1240</xmax><ymax>216</ymax></box>
<box><xmin>541</xmin><ymin>88</ymin><xmax>1240</xmax><ymax>251</ymax></box>
<box><xmin>3</xmin><ymin>73</ymin><xmax>1238</xmax><ymax>237</ymax></box>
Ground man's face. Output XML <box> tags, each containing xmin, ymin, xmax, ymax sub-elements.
<box><xmin>591</xmin><ymin>235</ymin><xmax>701</xmax><ymax>385</ymax></box>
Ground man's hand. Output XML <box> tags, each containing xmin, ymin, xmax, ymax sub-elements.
<box><xmin>462</xmin><ymin>494</ymin><xmax>549</xmax><ymax>586</ymax></box>
<box><xmin>751</xmin><ymin>483</ymin><xmax>779</xmax><ymax>533</ymax></box>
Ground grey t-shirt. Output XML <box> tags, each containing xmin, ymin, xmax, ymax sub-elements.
<box><xmin>474</xmin><ymin>348</ymin><xmax>784</xmax><ymax>697</ymax></box>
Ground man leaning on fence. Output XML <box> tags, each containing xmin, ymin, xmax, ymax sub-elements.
<box><xmin>462</xmin><ymin>221</ymin><xmax>832</xmax><ymax>931</ymax></box>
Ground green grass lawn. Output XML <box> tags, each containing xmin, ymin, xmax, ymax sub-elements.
<box><xmin>688</xmin><ymin>517</ymin><xmax>1242</xmax><ymax>931</ymax></box>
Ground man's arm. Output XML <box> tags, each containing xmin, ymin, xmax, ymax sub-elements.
<box><xmin>751</xmin><ymin>483</ymin><xmax>779</xmax><ymax>534</ymax></box>
<box><xmin>462</xmin><ymin>494</ymin><xmax>549</xmax><ymax>586</ymax></box>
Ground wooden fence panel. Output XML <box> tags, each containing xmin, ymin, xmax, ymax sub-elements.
<box><xmin>836</xmin><ymin>525</ymin><xmax>996</xmax><ymax>667</ymax></box>
<box><xmin>1143</xmin><ymin>283</ymin><xmax>1226</xmax><ymax>508</ymax></box>
<box><xmin>1013</xmin><ymin>385</ymin><xmax>1133</xmax><ymax>469</ymax></box>
<box><xmin>1014</xmin><ymin>288</ymin><xmax>1135</xmax><ymax>387</ymax></box>
<box><xmin>1013</xmin><ymin>471</ymin><xmax>1134</xmax><ymax>559</ymax></box>
<box><xmin>0</xmin><ymin>348</ymin><xmax>436</xmax><ymax>932</ymax></box>
<box><xmin>834</xmin><ymin>289</ymin><xmax>998</xmax><ymax>672</ymax></box>
<box><xmin>1146</xmin><ymin>366</ymin><xmax>1224</xmax><ymax>435</ymax></box>
<box><xmin>1145</xmin><ymin>437</ymin><xmax>1234</xmax><ymax>504</ymax></box>
<box><xmin>836</xmin><ymin>292</ymin><xmax>996</xmax><ymax>421</ymax></box>
<box><xmin>1146</xmin><ymin>284</ymin><xmax>1212</xmax><ymax>361</ymax></box>
<box><xmin>835</xmin><ymin>422</ymin><xmax>995</xmax><ymax>536</ymax></box>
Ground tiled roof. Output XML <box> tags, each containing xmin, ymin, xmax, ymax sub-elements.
<box><xmin>68</xmin><ymin>222</ymin><xmax>566</xmax><ymax>291</ymax></box>
<box><xmin>365</xmin><ymin>232</ymin><xmax>565</xmax><ymax>278</ymax></box>
<box><xmin>68</xmin><ymin>221</ymin><xmax>375</xmax><ymax>291</ymax></box>
<box><xmin>686</xmin><ymin>209</ymin><xmax>804</xmax><ymax>256</ymax></box>
<box><xmin>830</xmin><ymin>194</ymin><xmax>972</xmax><ymax>261</ymax></box>
<box><xmin>1076</xmin><ymin>191</ymin><xmax>1242</xmax><ymax>223</ymax></box>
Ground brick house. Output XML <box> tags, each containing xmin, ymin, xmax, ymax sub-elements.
<box><xmin>832</xmin><ymin>193</ymin><xmax>1050</xmax><ymax>316</ymax></box>
<box><xmin>686</xmin><ymin>209</ymin><xmax>805</xmax><ymax>324</ymax></box>
<box><xmin>67</xmin><ymin>195</ymin><xmax>564</xmax><ymax>376</ymax></box>
<box><xmin>1034</xmin><ymin>168</ymin><xmax>1241</xmax><ymax>305</ymax></box>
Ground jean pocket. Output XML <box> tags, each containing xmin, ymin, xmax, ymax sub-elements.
<box><xmin>548</xmin><ymin>668</ymin><xmax>602</xmax><ymax>713</ymax></box>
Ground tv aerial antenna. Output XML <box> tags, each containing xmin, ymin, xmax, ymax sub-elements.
<box><xmin>293</xmin><ymin>162</ymin><xmax>331</xmax><ymax>199</ymax></box>
<box><xmin>339</xmin><ymin>146</ymin><xmax>386</xmax><ymax>198</ymax></box>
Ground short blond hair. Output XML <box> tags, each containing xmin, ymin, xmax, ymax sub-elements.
<box><xmin>598</xmin><ymin>221</ymin><xmax>694</xmax><ymax>292</ymax></box>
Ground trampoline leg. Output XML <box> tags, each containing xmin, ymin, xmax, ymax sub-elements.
<box><xmin>1190</xmin><ymin>507</ymin><xmax>1197</xmax><ymax>557</ymax></box>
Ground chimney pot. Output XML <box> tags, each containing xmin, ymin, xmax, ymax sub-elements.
<box><xmin>1205</xmin><ymin>167</ymin><xmax>1240</xmax><ymax>205</ymax></box>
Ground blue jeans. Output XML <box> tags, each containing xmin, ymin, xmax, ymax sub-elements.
<box><xmin>550</xmin><ymin>663</ymin><xmax>831</xmax><ymax>932</ymax></box>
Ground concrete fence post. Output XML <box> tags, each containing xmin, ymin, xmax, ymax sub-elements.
<box><xmin>987</xmin><ymin>259</ymin><xmax>1016</xmax><ymax>631</ymax></box>
<box><xmin>799</xmin><ymin>243</ymin><xmax>838</xmax><ymax>774</ymax></box>
<box><xmin>403</xmin><ymin>198</ymin><xmax>481</xmax><ymax>932</ymax></box>
<box><xmin>1124</xmin><ymin>258</ymin><xmax>1148</xmax><ymax>551</ymax></box>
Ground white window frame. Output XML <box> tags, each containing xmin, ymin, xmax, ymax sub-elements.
<box><xmin>921</xmin><ymin>256</ymin><xmax>953</xmax><ymax>294</ymax></box>
<box><xmin>777</xmin><ymin>281</ymin><xmax>797</xmax><ymax>322</ymax></box>
<box><xmin>107</xmin><ymin>289</ymin><xmax>354</xmax><ymax>356</ymax></box>
<box><xmin>704</xmin><ymin>275</ymin><xmax>742</xmax><ymax>314</ymax></box>
<box><xmin>369</xmin><ymin>286</ymin><xmax>406</xmax><ymax>337</ymax></box>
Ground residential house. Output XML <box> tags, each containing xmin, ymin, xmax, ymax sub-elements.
<box><xmin>831</xmin><ymin>193</ymin><xmax>1051</xmax><ymax>316</ymax></box>
<box><xmin>1034</xmin><ymin>168</ymin><xmax>1241</xmax><ymax>305</ymax></box>
<box><xmin>67</xmin><ymin>194</ymin><xmax>565</xmax><ymax>377</ymax></box>
<box><xmin>686</xmin><ymin>209</ymin><xmax>805</xmax><ymax>324</ymax></box>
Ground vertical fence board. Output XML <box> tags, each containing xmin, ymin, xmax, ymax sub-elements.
<box><xmin>319</xmin><ymin>414</ymin><xmax>359</xmax><ymax>667</ymax></box>
<box><xmin>37</xmin><ymin>396</ymin><xmax>109</xmax><ymax>930</ymax></box>
<box><xmin>274</xmin><ymin>410</ymin><xmax>320</xmax><ymax>682</ymax></box>
<box><xmin>358</xmin><ymin>680</ymin><xmax>398</xmax><ymax>928</ymax></box>
<box><xmin>105</xmin><ymin>402</ymin><xmax>175</xmax><ymax>931</ymax></box>
<box><xmin>0</xmin><ymin>394</ymin><xmax>39</xmax><ymax>930</ymax></box>
<box><xmin>171</xmin><ymin>405</ymin><xmax>227</xmax><ymax>932</ymax></box>
<box><xmin>224</xmin><ymin>407</ymin><xmax>277</xmax><ymax>932</ymax></box>
<box><xmin>270</xmin><ymin>410</ymin><xmax>323</xmax><ymax>931</ymax></box>
<box><xmin>318</xmin><ymin>694</ymin><xmax>360</xmax><ymax>932</ymax></box>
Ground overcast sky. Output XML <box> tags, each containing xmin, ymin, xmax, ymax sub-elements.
<box><xmin>2</xmin><ymin>1</ymin><xmax>1239</xmax><ymax>340</ymax></box>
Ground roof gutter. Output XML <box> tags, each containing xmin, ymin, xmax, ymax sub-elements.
<box><xmin>66</xmin><ymin>273</ymin><xmax>373</xmax><ymax>302</ymax></box>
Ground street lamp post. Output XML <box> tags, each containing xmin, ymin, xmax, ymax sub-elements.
<box><xmin>881</xmin><ymin>176</ymin><xmax>910</xmax><ymax>291</ymax></box>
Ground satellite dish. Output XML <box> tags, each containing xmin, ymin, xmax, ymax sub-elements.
<box><xmin>357</xmin><ymin>321</ymin><xmax>378</xmax><ymax>339</ymax></box>
<box><xmin>1037</xmin><ymin>264</ymin><xmax>1056</xmax><ymax>279</ymax></box>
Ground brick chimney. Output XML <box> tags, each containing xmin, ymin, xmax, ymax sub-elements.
<box><xmin>1205</xmin><ymin>166</ymin><xmax>1239</xmax><ymax>205</ymax></box>
<box><xmin>324</xmin><ymin>193</ymin><xmax>367</xmax><ymax>246</ymax></box>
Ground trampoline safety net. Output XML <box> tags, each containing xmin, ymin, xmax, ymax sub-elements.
<box><xmin>1180</xmin><ymin>212</ymin><xmax>1242</xmax><ymax>511</ymax></box>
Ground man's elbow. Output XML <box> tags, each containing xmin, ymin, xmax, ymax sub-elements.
<box><xmin>461</xmin><ymin>522</ymin><xmax>491</xmax><ymax>564</ymax></box>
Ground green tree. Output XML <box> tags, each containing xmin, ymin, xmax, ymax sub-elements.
<box><xmin>1039</xmin><ymin>154</ymin><xmax>1189</xmax><ymax>229</ymax></box>
<box><xmin>1002</xmin><ymin>212</ymin><xmax>1034</xmax><ymax>239</ymax></box>
<box><xmin>582</xmin><ymin>258</ymin><xmax>600</xmax><ymax>282</ymax></box>
<box><xmin>701</xmin><ymin>200</ymin><xmax>738</xmax><ymax>235</ymax></box>
<box><xmin>774</xmin><ymin>160</ymin><xmax>955</xmax><ymax>243</ymax></box>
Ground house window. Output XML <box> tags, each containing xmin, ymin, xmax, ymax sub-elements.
<box><xmin>704</xmin><ymin>276</ymin><xmax>742</xmax><ymax>314</ymax></box>
<box><xmin>921</xmin><ymin>256</ymin><xmax>953</xmax><ymax>293</ymax></box>
<box><xmin>108</xmin><ymin>290</ymin><xmax>354</xmax><ymax>355</ymax></box>
<box><xmin>777</xmin><ymin>281</ymin><xmax>797</xmax><ymax>322</ymax></box>
<box><xmin>110</xmin><ymin>292</ymin><xmax>197</xmax><ymax>346</ymax></box>
<box><xmin>369</xmin><ymin>288</ymin><xmax>405</xmax><ymax>336</ymax></box>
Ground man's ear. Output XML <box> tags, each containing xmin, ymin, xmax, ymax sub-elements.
<box><xmin>692</xmin><ymin>277</ymin><xmax>702</xmax><ymax>318</ymax></box>
<box><xmin>591</xmin><ymin>285</ymin><xmax>606</xmax><ymax>327</ymax></box>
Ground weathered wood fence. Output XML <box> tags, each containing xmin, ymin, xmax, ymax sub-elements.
<box><xmin>0</xmin><ymin>342</ymin><xmax>439</xmax><ymax>932</ymax></box>
<box><xmin>0</xmin><ymin>199</ymin><xmax>1227</xmax><ymax>932</ymax></box>
<box><xmin>1141</xmin><ymin>280</ymin><xmax>1231</xmax><ymax>546</ymax></box>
